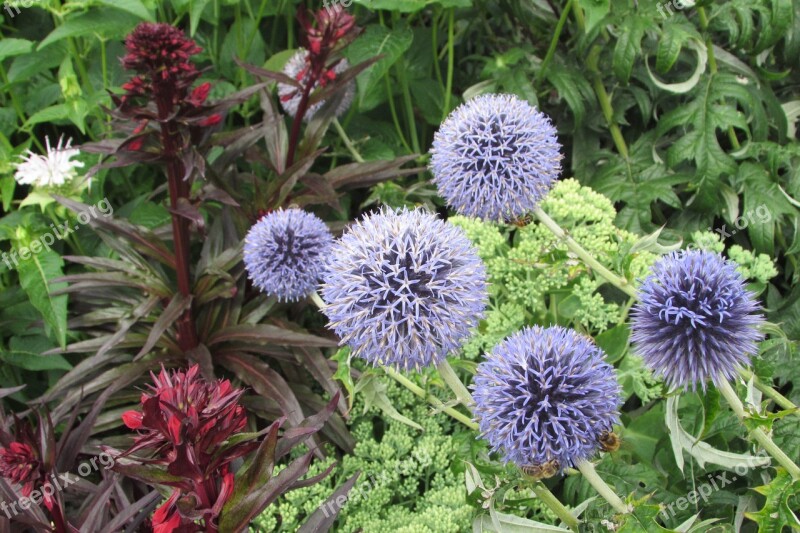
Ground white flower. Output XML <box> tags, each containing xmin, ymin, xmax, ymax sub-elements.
<box><xmin>13</xmin><ymin>136</ymin><xmax>84</xmax><ymax>188</ymax></box>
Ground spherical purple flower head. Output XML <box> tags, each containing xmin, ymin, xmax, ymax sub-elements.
<box><xmin>631</xmin><ymin>250</ymin><xmax>765</xmax><ymax>391</ymax></box>
<box><xmin>243</xmin><ymin>208</ymin><xmax>334</xmax><ymax>302</ymax></box>
<box><xmin>473</xmin><ymin>326</ymin><xmax>621</xmax><ymax>471</ymax></box>
<box><xmin>277</xmin><ymin>49</ymin><xmax>355</xmax><ymax>122</ymax></box>
<box><xmin>321</xmin><ymin>208</ymin><xmax>488</xmax><ymax>371</ymax></box>
<box><xmin>430</xmin><ymin>93</ymin><xmax>563</xmax><ymax>222</ymax></box>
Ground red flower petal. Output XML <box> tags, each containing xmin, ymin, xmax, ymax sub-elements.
<box><xmin>122</xmin><ymin>410</ymin><xmax>143</xmax><ymax>429</ymax></box>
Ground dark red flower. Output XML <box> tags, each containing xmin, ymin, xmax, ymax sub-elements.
<box><xmin>197</xmin><ymin>114</ymin><xmax>222</xmax><ymax>127</ymax></box>
<box><xmin>121</xmin><ymin>365</ymin><xmax>253</xmax><ymax>532</ymax></box>
<box><xmin>122</xmin><ymin>22</ymin><xmax>202</xmax><ymax>78</ymax></box>
<box><xmin>300</xmin><ymin>5</ymin><xmax>357</xmax><ymax>59</ymax></box>
<box><xmin>152</xmin><ymin>492</ymin><xmax>183</xmax><ymax>533</ymax></box>
<box><xmin>187</xmin><ymin>82</ymin><xmax>212</xmax><ymax>107</ymax></box>
<box><xmin>0</xmin><ymin>441</ymin><xmax>41</xmax><ymax>497</ymax></box>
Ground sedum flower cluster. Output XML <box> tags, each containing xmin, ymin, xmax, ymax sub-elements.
<box><xmin>250</xmin><ymin>380</ymin><xmax>475</xmax><ymax>533</ymax></box>
<box><xmin>452</xmin><ymin>178</ymin><xmax>657</xmax><ymax>359</ymax></box>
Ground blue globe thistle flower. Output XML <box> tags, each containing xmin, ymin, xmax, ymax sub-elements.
<box><xmin>430</xmin><ymin>93</ymin><xmax>563</xmax><ymax>222</ymax></box>
<box><xmin>631</xmin><ymin>250</ymin><xmax>764</xmax><ymax>391</ymax></box>
<box><xmin>243</xmin><ymin>208</ymin><xmax>334</xmax><ymax>302</ymax></box>
<box><xmin>472</xmin><ymin>326</ymin><xmax>621</xmax><ymax>471</ymax></box>
<box><xmin>321</xmin><ymin>208</ymin><xmax>488</xmax><ymax>371</ymax></box>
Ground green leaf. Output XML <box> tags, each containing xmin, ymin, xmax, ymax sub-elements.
<box><xmin>579</xmin><ymin>0</ymin><xmax>610</xmax><ymax>34</ymax></box>
<box><xmin>38</xmin><ymin>9</ymin><xmax>140</xmax><ymax>50</ymax></box>
<box><xmin>613</xmin><ymin>15</ymin><xmax>648</xmax><ymax>84</ymax></box>
<box><xmin>17</xmin><ymin>247</ymin><xmax>68</xmax><ymax>348</ymax></box>
<box><xmin>745</xmin><ymin>469</ymin><xmax>800</xmax><ymax>530</ymax></box>
<box><xmin>665</xmin><ymin>396</ymin><xmax>770</xmax><ymax>473</ymax></box>
<box><xmin>331</xmin><ymin>347</ymin><xmax>356</xmax><ymax>411</ymax></box>
<box><xmin>98</xmin><ymin>0</ymin><xmax>155</xmax><ymax>21</ymax></box>
<box><xmin>190</xmin><ymin>0</ymin><xmax>213</xmax><ymax>35</ymax></box>
<box><xmin>353</xmin><ymin>0</ymin><xmax>469</xmax><ymax>13</ymax></box>
<box><xmin>343</xmin><ymin>25</ymin><xmax>413</xmax><ymax>112</ymax></box>
<box><xmin>595</xmin><ymin>323</ymin><xmax>630</xmax><ymax>363</ymax></box>
<box><xmin>357</xmin><ymin>373</ymin><xmax>423</xmax><ymax>431</ymax></box>
<box><xmin>0</xmin><ymin>38</ymin><xmax>33</xmax><ymax>61</ymax></box>
<box><xmin>1</xmin><ymin>336</ymin><xmax>71</xmax><ymax>371</ymax></box>
<box><xmin>473</xmin><ymin>510</ymin><xmax>573</xmax><ymax>532</ymax></box>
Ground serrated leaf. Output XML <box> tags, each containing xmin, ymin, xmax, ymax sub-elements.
<box><xmin>343</xmin><ymin>25</ymin><xmax>413</xmax><ymax>112</ymax></box>
<box><xmin>331</xmin><ymin>347</ymin><xmax>356</xmax><ymax>411</ymax></box>
<box><xmin>613</xmin><ymin>15</ymin><xmax>648</xmax><ymax>83</ymax></box>
<box><xmin>665</xmin><ymin>396</ymin><xmax>770</xmax><ymax>473</ymax></box>
<box><xmin>579</xmin><ymin>0</ymin><xmax>610</xmax><ymax>34</ymax></box>
<box><xmin>745</xmin><ymin>469</ymin><xmax>800</xmax><ymax>531</ymax></box>
<box><xmin>473</xmin><ymin>510</ymin><xmax>572</xmax><ymax>532</ymax></box>
<box><xmin>357</xmin><ymin>373</ymin><xmax>423</xmax><ymax>430</ymax></box>
<box><xmin>17</xmin><ymin>247</ymin><xmax>68</xmax><ymax>348</ymax></box>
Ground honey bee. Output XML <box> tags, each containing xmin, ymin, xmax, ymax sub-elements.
<box><xmin>599</xmin><ymin>430</ymin><xmax>621</xmax><ymax>453</ymax></box>
<box><xmin>520</xmin><ymin>459</ymin><xmax>560</xmax><ymax>480</ymax></box>
<box><xmin>509</xmin><ymin>215</ymin><xmax>534</xmax><ymax>228</ymax></box>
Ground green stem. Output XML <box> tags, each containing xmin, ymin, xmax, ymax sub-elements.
<box><xmin>533</xmin><ymin>207</ymin><xmax>637</xmax><ymax>298</ymax></box>
<box><xmin>437</xmin><ymin>359</ymin><xmax>474</xmax><ymax>407</ymax></box>
<box><xmin>529</xmin><ymin>482</ymin><xmax>580</xmax><ymax>532</ymax></box>
<box><xmin>441</xmin><ymin>8</ymin><xmax>455</xmax><ymax>120</ymax></box>
<box><xmin>738</xmin><ymin>368</ymin><xmax>799</xmax><ymax>416</ymax></box>
<box><xmin>431</xmin><ymin>10</ymin><xmax>443</xmax><ymax>87</ymax></box>
<box><xmin>697</xmin><ymin>6</ymin><xmax>740</xmax><ymax>150</ymax></box>
<box><xmin>576</xmin><ymin>460</ymin><xmax>629</xmax><ymax>514</ymax></box>
<box><xmin>384</xmin><ymin>367</ymin><xmax>478</xmax><ymax>430</ymax></box>
<box><xmin>395</xmin><ymin>60</ymin><xmax>420</xmax><ymax>154</ymax></box>
<box><xmin>717</xmin><ymin>378</ymin><xmax>800</xmax><ymax>479</ymax></box>
<box><xmin>310</xmin><ymin>291</ymin><xmax>326</xmax><ymax>310</ymax></box>
<box><xmin>538</xmin><ymin>0</ymin><xmax>573</xmax><ymax>81</ymax></box>
<box><xmin>333</xmin><ymin>118</ymin><xmax>365</xmax><ymax>163</ymax></box>
<box><xmin>384</xmin><ymin>73</ymin><xmax>412</xmax><ymax>153</ymax></box>
<box><xmin>586</xmin><ymin>46</ymin><xmax>629</xmax><ymax>161</ymax></box>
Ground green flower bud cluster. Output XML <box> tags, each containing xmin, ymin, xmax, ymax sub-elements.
<box><xmin>451</xmin><ymin>179</ymin><xmax>656</xmax><ymax>358</ymax></box>
<box><xmin>250</xmin><ymin>379</ymin><xmax>474</xmax><ymax>532</ymax></box>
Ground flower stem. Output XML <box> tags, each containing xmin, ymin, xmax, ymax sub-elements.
<box><xmin>529</xmin><ymin>482</ymin><xmax>580</xmax><ymax>532</ymax></box>
<box><xmin>717</xmin><ymin>377</ymin><xmax>800</xmax><ymax>479</ymax></box>
<box><xmin>532</xmin><ymin>207</ymin><xmax>637</xmax><ymax>298</ymax></box>
<box><xmin>576</xmin><ymin>460</ymin><xmax>629</xmax><ymax>514</ymax></box>
<box><xmin>159</xmin><ymin>103</ymin><xmax>198</xmax><ymax>353</ymax></box>
<box><xmin>310</xmin><ymin>291</ymin><xmax>326</xmax><ymax>310</ymax></box>
<box><xmin>437</xmin><ymin>359</ymin><xmax>474</xmax><ymax>407</ymax></box>
<box><xmin>441</xmin><ymin>8</ymin><xmax>455</xmax><ymax>121</ymax></box>
<box><xmin>384</xmin><ymin>367</ymin><xmax>478</xmax><ymax>430</ymax></box>
<box><xmin>332</xmin><ymin>118</ymin><xmax>365</xmax><ymax>162</ymax></box>
<box><xmin>738</xmin><ymin>368</ymin><xmax>799</xmax><ymax>416</ymax></box>
<box><xmin>538</xmin><ymin>0</ymin><xmax>573</xmax><ymax>81</ymax></box>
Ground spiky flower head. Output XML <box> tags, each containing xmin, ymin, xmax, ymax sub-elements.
<box><xmin>430</xmin><ymin>93</ymin><xmax>563</xmax><ymax>222</ymax></box>
<box><xmin>321</xmin><ymin>208</ymin><xmax>488</xmax><ymax>371</ymax></box>
<box><xmin>14</xmin><ymin>136</ymin><xmax>84</xmax><ymax>188</ymax></box>
<box><xmin>122</xmin><ymin>22</ymin><xmax>201</xmax><ymax>80</ymax></box>
<box><xmin>243</xmin><ymin>208</ymin><xmax>334</xmax><ymax>302</ymax></box>
<box><xmin>472</xmin><ymin>326</ymin><xmax>621</xmax><ymax>471</ymax></box>
<box><xmin>278</xmin><ymin>49</ymin><xmax>355</xmax><ymax>121</ymax></box>
<box><xmin>631</xmin><ymin>250</ymin><xmax>764</xmax><ymax>390</ymax></box>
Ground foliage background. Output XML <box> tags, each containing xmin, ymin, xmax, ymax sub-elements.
<box><xmin>1</xmin><ymin>0</ymin><xmax>799</xmax><ymax>531</ymax></box>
